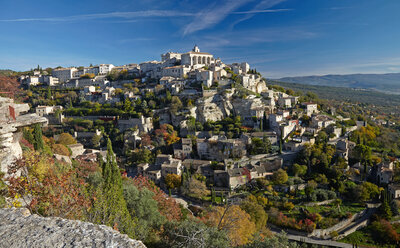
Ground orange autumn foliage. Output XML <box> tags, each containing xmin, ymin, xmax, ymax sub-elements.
<box><xmin>6</xmin><ymin>151</ymin><xmax>92</xmax><ymax>220</ymax></box>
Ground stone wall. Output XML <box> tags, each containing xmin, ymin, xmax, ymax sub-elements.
<box><xmin>304</xmin><ymin>199</ymin><xmax>336</xmax><ymax>207</ymax></box>
<box><xmin>334</xmin><ymin>219</ymin><xmax>369</xmax><ymax>240</ymax></box>
<box><xmin>309</xmin><ymin>208</ymin><xmax>367</xmax><ymax>239</ymax></box>
<box><xmin>0</xmin><ymin>208</ymin><xmax>146</xmax><ymax>248</ymax></box>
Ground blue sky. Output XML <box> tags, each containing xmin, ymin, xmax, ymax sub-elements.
<box><xmin>1</xmin><ymin>0</ymin><xmax>399</xmax><ymax>78</ymax></box>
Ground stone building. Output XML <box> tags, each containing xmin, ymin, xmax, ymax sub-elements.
<box><xmin>181</xmin><ymin>45</ymin><xmax>214</xmax><ymax>68</ymax></box>
<box><xmin>52</xmin><ymin>67</ymin><xmax>78</xmax><ymax>83</ymax></box>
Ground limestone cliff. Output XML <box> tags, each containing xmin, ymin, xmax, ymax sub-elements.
<box><xmin>195</xmin><ymin>90</ymin><xmax>271</xmax><ymax>123</ymax></box>
<box><xmin>196</xmin><ymin>93</ymin><xmax>233</xmax><ymax>123</ymax></box>
<box><xmin>0</xmin><ymin>208</ymin><xmax>146</xmax><ymax>248</ymax></box>
<box><xmin>0</xmin><ymin>96</ymin><xmax>48</xmax><ymax>175</ymax></box>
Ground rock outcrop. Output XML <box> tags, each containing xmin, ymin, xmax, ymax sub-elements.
<box><xmin>196</xmin><ymin>94</ymin><xmax>233</xmax><ymax>123</ymax></box>
<box><xmin>0</xmin><ymin>96</ymin><xmax>48</xmax><ymax>174</ymax></box>
<box><xmin>0</xmin><ymin>208</ymin><xmax>146</xmax><ymax>248</ymax></box>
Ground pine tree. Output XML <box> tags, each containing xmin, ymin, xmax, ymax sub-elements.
<box><xmin>33</xmin><ymin>124</ymin><xmax>44</xmax><ymax>151</ymax></box>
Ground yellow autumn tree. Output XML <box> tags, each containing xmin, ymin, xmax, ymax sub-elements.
<box><xmin>204</xmin><ymin>205</ymin><xmax>256</xmax><ymax>246</ymax></box>
<box><xmin>57</xmin><ymin>133</ymin><xmax>77</xmax><ymax>146</ymax></box>
<box><xmin>165</xmin><ymin>174</ymin><xmax>182</xmax><ymax>189</ymax></box>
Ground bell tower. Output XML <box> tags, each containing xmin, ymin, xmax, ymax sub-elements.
<box><xmin>193</xmin><ymin>45</ymin><xmax>200</xmax><ymax>53</ymax></box>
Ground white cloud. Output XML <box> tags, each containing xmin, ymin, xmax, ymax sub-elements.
<box><xmin>197</xmin><ymin>26</ymin><xmax>317</xmax><ymax>49</ymax></box>
<box><xmin>230</xmin><ymin>0</ymin><xmax>288</xmax><ymax>28</ymax></box>
<box><xmin>182</xmin><ymin>0</ymin><xmax>253</xmax><ymax>36</ymax></box>
<box><xmin>0</xmin><ymin>10</ymin><xmax>195</xmax><ymax>22</ymax></box>
<box><xmin>232</xmin><ymin>8</ymin><xmax>292</xmax><ymax>14</ymax></box>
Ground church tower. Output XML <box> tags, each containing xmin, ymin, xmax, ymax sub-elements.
<box><xmin>193</xmin><ymin>45</ymin><xmax>200</xmax><ymax>53</ymax></box>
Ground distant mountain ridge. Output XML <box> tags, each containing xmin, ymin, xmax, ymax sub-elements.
<box><xmin>278</xmin><ymin>72</ymin><xmax>400</xmax><ymax>94</ymax></box>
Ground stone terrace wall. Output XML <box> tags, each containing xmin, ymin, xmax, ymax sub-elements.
<box><xmin>309</xmin><ymin>208</ymin><xmax>367</xmax><ymax>239</ymax></box>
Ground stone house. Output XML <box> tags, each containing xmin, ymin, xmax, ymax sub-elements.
<box><xmin>68</xmin><ymin>143</ymin><xmax>85</xmax><ymax>158</ymax></box>
<box><xmin>117</xmin><ymin>116</ymin><xmax>153</xmax><ymax>133</ymax></box>
<box><xmin>311</xmin><ymin>115</ymin><xmax>336</xmax><ymax>129</ymax></box>
<box><xmin>173</xmin><ymin>138</ymin><xmax>193</xmax><ymax>159</ymax></box>
<box><xmin>161</xmin><ymin>158</ymin><xmax>183</xmax><ymax>178</ymax></box>
<box><xmin>389</xmin><ymin>184</ymin><xmax>400</xmax><ymax>199</ymax></box>
<box><xmin>196</xmin><ymin>136</ymin><xmax>246</xmax><ymax>161</ymax></box>
<box><xmin>376</xmin><ymin>162</ymin><xmax>394</xmax><ymax>185</ymax></box>
<box><xmin>303</xmin><ymin>102</ymin><xmax>318</xmax><ymax>116</ymax></box>
<box><xmin>144</xmin><ymin>170</ymin><xmax>162</xmax><ymax>184</ymax></box>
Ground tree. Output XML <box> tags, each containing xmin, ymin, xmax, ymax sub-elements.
<box><xmin>166</xmin><ymin>90</ymin><xmax>172</xmax><ymax>102</ymax></box>
<box><xmin>51</xmin><ymin>144</ymin><xmax>70</xmax><ymax>156</ymax></box>
<box><xmin>182</xmin><ymin>178</ymin><xmax>210</xmax><ymax>199</ymax></box>
<box><xmin>91</xmin><ymin>139</ymin><xmax>135</xmax><ymax>238</ymax></box>
<box><xmin>23</xmin><ymin>127</ymin><xmax>35</xmax><ymax>145</ymax></box>
<box><xmin>132</xmin><ymin>148</ymin><xmax>153</xmax><ymax>164</ymax></box>
<box><xmin>33</xmin><ymin>124</ymin><xmax>44</xmax><ymax>151</ymax></box>
<box><xmin>46</xmin><ymin>87</ymin><xmax>51</xmax><ymax>100</ymax></box>
<box><xmin>370</xmin><ymin>219</ymin><xmax>399</xmax><ymax>244</ymax></box>
<box><xmin>240</xmin><ymin>197</ymin><xmax>268</xmax><ymax>231</ymax></box>
<box><xmin>256</xmin><ymin>178</ymin><xmax>269</xmax><ymax>189</ymax></box>
<box><xmin>211</xmin><ymin>188</ymin><xmax>216</xmax><ymax>203</ymax></box>
<box><xmin>80</xmin><ymin>73</ymin><xmax>95</xmax><ymax>79</ymax></box>
<box><xmin>249</xmin><ymin>137</ymin><xmax>271</xmax><ymax>155</ymax></box>
<box><xmin>315</xmin><ymin>174</ymin><xmax>329</xmax><ymax>185</ymax></box>
<box><xmin>272</xmin><ymin>169</ymin><xmax>288</xmax><ymax>185</ymax></box>
<box><xmin>123</xmin><ymin>181</ymin><xmax>166</xmax><ymax>242</ymax></box>
<box><xmin>164</xmin><ymin>219</ymin><xmax>230</xmax><ymax>248</ymax></box>
<box><xmin>316</xmin><ymin>131</ymin><xmax>328</xmax><ymax>144</ymax></box>
<box><xmin>292</xmin><ymin>164</ymin><xmax>307</xmax><ymax>177</ymax></box>
<box><xmin>379</xmin><ymin>190</ymin><xmax>393</xmax><ymax>220</ymax></box>
<box><xmin>124</xmin><ymin>98</ymin><xmax>133</xmax><ymax>112</ymax></box>
<box><xmin>6</xmin><ymin>151</ymin><xmax>92</xmax><ymax>220</ymax></box>
<box><xmin>354</xmin><ymin>181</ymin><xmax>380</xmax><ymax>202</ymax></box>
<box><xmin>57</xmin><ymin>133</ymin><xmax>77</xmax><ymax>146</ymax></box>
<box><xmin>354</xmin><ymin>144</ymin><xmax>372</xmax><ymax>178</ymax></box>
<box><xmin>91</xmin><ymin>134</ymin><xmax>102</xmax><ymax>148</ymax></box>
<box><xmin>132</xmin><ymin>175</ymin><xmax>182</xmax><ymax>221</ymax></box>
<box><xmin>204</xmin><ymin>205</ymin><xmax>257</xmax><ymax>246</ymax></box>
<box><xmin>305</xmin><ymin>180</ymin><xmax>317</xmax><ymax>196</ymax></box>
<box><xmin>165</xmin><ymin>174</ymin><xmax>182</xmax><ymax>190</ymax></box>
<box><xmin>170</xmin><ymin>96</ymin><xmax>183</xmax><ymax>114</ymax></box>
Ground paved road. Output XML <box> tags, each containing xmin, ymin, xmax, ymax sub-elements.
<box><xmin>286</xmin><ymin>234</ymin><xmax>353</xmax><ymax>248</ymax></box>
<box><xmin>170</xmin><ymin>195</ymin><xmax>189</xmax><ymax>208</ymax></box>
<box><xmin>269</xmin><ymin>225</ymin><xmax>355</xmax><ymax>248</ymax></box>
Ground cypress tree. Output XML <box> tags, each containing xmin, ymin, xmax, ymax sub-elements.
<box><xmin>379</xmin><ymin>190</ymin><xmax>392</xmax><ymax>220</ymax></box>
<box><xmin>96</xmin><ymin>138</ymin><xmax>136</xmax><ymax>237</ymax></box>
<box><xmin>211</xmin><ymin>188</ymin><xmax>216</xmax><ymax>203</ymax></box>
<box><xmin>23</xmin><ymin>128</ymin><xmax>35</xmax><ymax>145</ymax></box>
<box><xmin>33</xmin><ymin>124</ymin><xmax>44</xmax><ymax>151</ymax></box>
<box><xmin>46</xmin><ymin>87</ymin><xmax>51</xmax><ymax>100</ymax></box>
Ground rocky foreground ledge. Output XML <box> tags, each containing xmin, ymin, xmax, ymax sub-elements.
<box><xmin>0</xmin><ymin>208</ymin><xmax>146</xmax><ymax>248</ymax></box>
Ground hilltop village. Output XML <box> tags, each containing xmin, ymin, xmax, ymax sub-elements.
<box><xmin>17</xmin><ymin>45</ymin><xmax>331</xmax><ymax>190</ymax></box>
<box><xmin>2</xmin><ymin>45</ymin><xmax>400</xmax><ymax>247</ymax></box>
